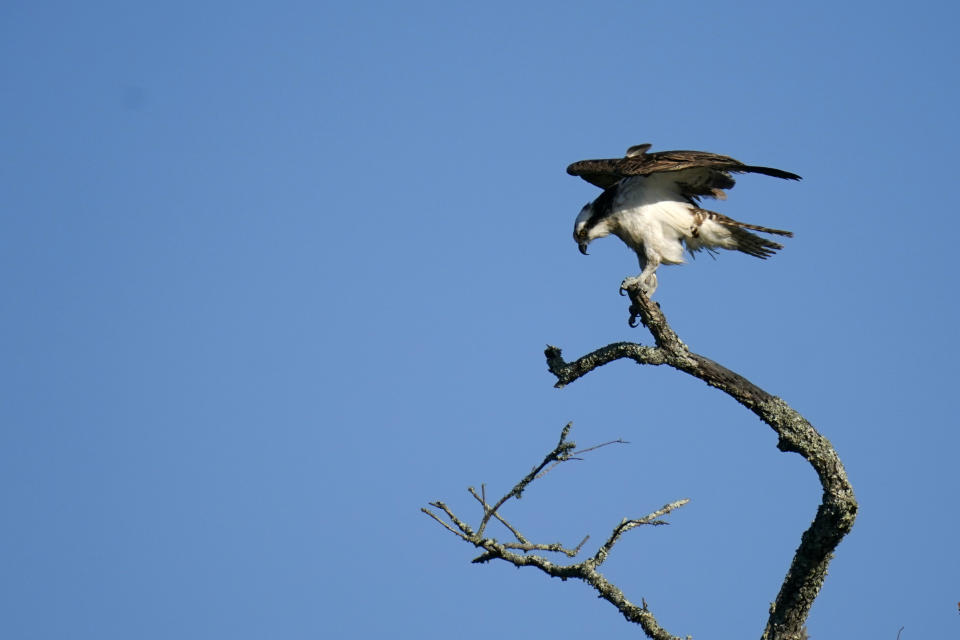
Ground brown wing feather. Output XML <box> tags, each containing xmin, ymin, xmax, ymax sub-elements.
<box><xmin>567</xmin><ymin>144</ymin><xmax>801</xmax><ymax>189</ymax></box>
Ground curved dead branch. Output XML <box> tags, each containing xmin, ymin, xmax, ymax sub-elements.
<box><xmin>545</xmin><ymin>288</ymin><xmax>858</xmax><ymax>640</ymax></box>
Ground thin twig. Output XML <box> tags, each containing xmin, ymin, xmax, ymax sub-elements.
<box><xmin>428</xmin><ymin>501</ymin><xmax>475</xmax><ymax>537</ymax></box>
<box><xmin>592</xmin><ymin>499</ymin><xmax>690</xmax><ymax>568</ymax></box>
<box><xmin>468</xmin><ymin>486</ymin><xmax>529</xmax><ymax>544</ymax></box>
<box><xmin>420</xmin><ymin>507</ymin><xmax>467</xmax><ymax>539</ymax></box>
<box><xmin>536</xmin><ymin>438</ymin><xmax>629</xmax><ymax>478</ymax></box>
<box><xmin>576</xmin><ymin>438</ymin><xmax>630</xmax><ymax>454</ymax></box>
<box><xmin>476</xmin><ymin>422</ymin><xmax>576</xmax><ymax>537</ymax></box>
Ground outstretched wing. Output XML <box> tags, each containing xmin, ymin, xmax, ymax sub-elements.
<box><xmin>567</xmin><ymin>144</ymin><xmax>801</xmax><ymax>197</ymax></box>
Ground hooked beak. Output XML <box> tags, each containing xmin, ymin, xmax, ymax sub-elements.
<box><xmin>578</xmin><ymin>242</ymin><xmax>589</xmax><ymax>255</ymax></box>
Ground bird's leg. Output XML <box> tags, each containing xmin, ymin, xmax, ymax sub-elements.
<box><xmin>620</xmin><ymin>252</ymin><xmax>659</xmax><ymax>297</ymax></box>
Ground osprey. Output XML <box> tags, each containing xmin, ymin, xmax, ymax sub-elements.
<box><xmin>569</xmin><ymin>143</ymin><xmax>801</xmax><ymax>296</ymax></box>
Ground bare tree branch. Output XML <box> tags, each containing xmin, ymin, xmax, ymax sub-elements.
<box><xmin>423</xmin><ymin>424</ymin><xmax>691</xmax><ymax>640</ymax></box>
<box><xmin>545</xmin><ymin>286</ymin><xmax>858</xmax><ymax>640</ymax></box>
<box><xmin>468</xmin><ymin>486</ymin><xmax>529</xmax><ymax>543</ymax></box>
<box><xmin>591</xmin><ymin>499</ymin><xmax>690</xmax><ymax>568</ymax></box>
<box><xmin>426</xmin><ymin>281</ymin><xmax>854</xmax><ymax>640</ymax></box>
<box><xmin>474</xmin><ymin>422</ymin><xmax>576</xmax><ymax>538</ymax></box>
<box><xmin>536</xmin><ymin>437</ymin><xmax>629</xmax><ymax>479</ymax></box>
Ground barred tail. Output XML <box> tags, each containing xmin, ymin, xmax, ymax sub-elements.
<box><xmin>693</xmin><ymin>208</ymin><xmax>793</xmax><ymax>259</ymax></box>
<box><xmin>725</xmin><ymin>226</ymin><xmax>786</xmax><ymax>259</ymax></box>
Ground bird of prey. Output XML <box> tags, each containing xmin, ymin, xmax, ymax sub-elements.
<box><xmin>569</xmin><ymin>143</ymin><xmax>801</xmax><ymax>296</ymax></box>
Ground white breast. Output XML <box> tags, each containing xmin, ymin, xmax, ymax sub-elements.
<box><xmin>610</xmin><ymin>175</ymin><xmax>695</xmax><ymax>265</ymax></box>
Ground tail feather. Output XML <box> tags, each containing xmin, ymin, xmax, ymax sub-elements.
<box><xmin>693</xmin><ymin>207</ymin><xmax>793</xmax><ymax>259</ymax></box>
<box><xmin>721</xmin><ymin>219</ymin><xmax>793</xmax><ymax>238</ymax></box>
<box><xmin>726</xmin><ymin>226</ymin><xmax>784</xmax><ymax>259</ymax></box>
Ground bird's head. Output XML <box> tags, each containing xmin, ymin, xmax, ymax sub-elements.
<box><xmin>573</xmin><ymin>202</ymin><xmax>593</xmax><ymax>255</ymax></box>
<box><xmin>573</xmin><ymin>202</ymin><xmax>595</xmax><ymax>255</ymax></box>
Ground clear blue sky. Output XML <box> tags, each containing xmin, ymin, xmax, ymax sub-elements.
<box><xmin>2</xmin><ymin>1</ymin><xmax>958</xmax><ymax>638</ymax></box>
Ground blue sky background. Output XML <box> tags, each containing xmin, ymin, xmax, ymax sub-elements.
<box><xmin>2</xmin><ymin>1</ymin><xmax>958</xmax><ymax>638</ymax></box>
